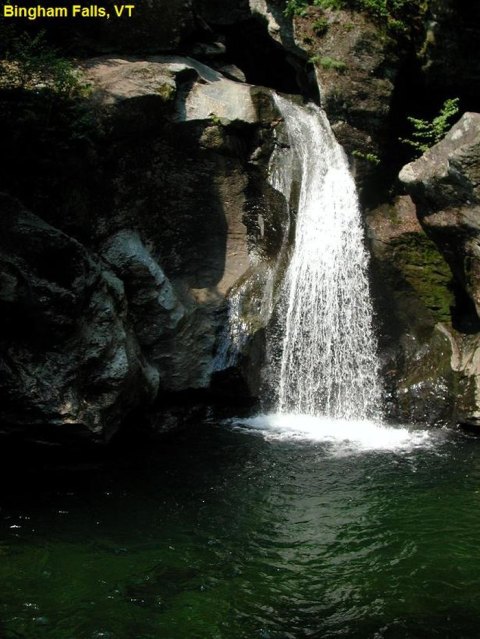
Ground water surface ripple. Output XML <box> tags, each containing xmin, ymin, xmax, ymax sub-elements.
<box><xmin>0</xmin><ymin>420</ymin><xmax>479</xmax><ymax>638</ymax></box>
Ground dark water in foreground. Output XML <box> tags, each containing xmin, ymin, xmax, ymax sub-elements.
<box><xmin>1</xmin><ymin>417</ymin><xmax>480</xmax><ymax>639</ymax></box>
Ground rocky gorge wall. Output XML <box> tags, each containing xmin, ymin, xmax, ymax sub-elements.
<box><xmin>0</xmin><ymin>48</ymin><xmax>292</xmax><ymax>444</ymax></box>
<box><xmin>2</xmin><ymin>0</ymin><xmax>480</xmax><ymax>443</ymax></box>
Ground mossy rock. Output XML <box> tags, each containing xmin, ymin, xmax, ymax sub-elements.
<box><xmin>388</xmin><ymin>232</ymin><xmax>454</xmax><ymax>323</ymax></box>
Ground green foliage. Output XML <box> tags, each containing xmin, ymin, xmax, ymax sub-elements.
<box><xmin>209</xmin><ymin>112</ymin><xmax>224</xmax><ymax>126</ymax></box>
<box><xmin>284</xmin><ymin>0</ymin><xmax>426</xmax><ymax>32</ymax></box>
<box><xmin>155</xmin><ymin>83</ymin><xmax>176</xmax><ymax>102</ymax></box>
<box><xmin>352</xmin><ymin>149</ymin><xmax>380</xmax><ymax>165</ymax></box>
<box><xmin>401</xmin><ymin>98</ymin><xmax>460</xmax><ymax>154</ymax></box>
<box><xmin>312</xmin><ymin>17</ymin><xmax>329</xmax><ymax>34</ymax></box>
<box><xmin>0</xmin><ymin>30</ymin><xmax>89</xmax><ymax>98</ymax></box>
<box><xmin>310</xmin><ymin>55</ymin><xmax>347</xmax><ymax>71</ymax></box>
<box><xmin>284</xmin><ymin>0</ymin><xmax>309</xmax><ymax>17</ymax></box>
<box><xmin>313</xmin><ymin>0</ymin><xmax>348</xmax><ymax>10</ymax></box>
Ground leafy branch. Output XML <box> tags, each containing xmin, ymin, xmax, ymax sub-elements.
<box><xmin>401</xmin><ymin>98</ymin><xmax>460</xmax><ymax>155</ymax></box>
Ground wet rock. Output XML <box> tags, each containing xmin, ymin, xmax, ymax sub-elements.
<box><xmin>367</xmin><ymin>195</ymin><xmax>459</xmax><ymax>424</ymax></box>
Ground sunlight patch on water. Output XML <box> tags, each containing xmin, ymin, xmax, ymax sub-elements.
<box><xmin>228</xmin><ymin>413</ymin><xmax>437</xmax><ymax>454</ymax></box>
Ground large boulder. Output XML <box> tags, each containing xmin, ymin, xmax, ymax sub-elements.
<box><xmin>82</xmin><ymin>56</ymin><xmax>258</xmax><ymax>124</ymax></box>
<box><xmin>396</xmin><ymin>112</ymin><xmax>480</xmax><ymax>426</ymax></box>
<box><xmin>400</xmin><ymin>112</ymin><xmax>480</xmax><ymax>318</ymax></box>
<box><xmin>0</xmin><ymin>195</ymin><xmax>157</xmax><ymax>444</ymax></box>
<box><xmin>367</xmin><ymin>195</ymin><xmax>461</xmax><ymax>424</ymax></box>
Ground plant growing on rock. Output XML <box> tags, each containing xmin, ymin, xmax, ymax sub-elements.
<box><xmin>284</xmin><ymin>0</ymin><xmax>309</xmax><ymax>16</ymax></box>
<box><xmin>313</xmin><ymin>17</ymin><xmax>330</xmax><ymax>35</ymax></box>
<box><xmin>284</xmin><ymin>0</ymin><xmax>427</xmax><ymax>33</ymax></box>
<box><xmin>352</xmin><ymin>149</ymin><xmax>380</xmax><ymax>165</ymax></box>
<box><xmin>401</xmin><ymin>98</ymin><xmax>460</xmax><ymax>155</ymax></box>
<box><xmin>0</xmin><ymin>30</ymin><xmax>88</xmax><ymax>97</ymax></box>
<box><xmin>311</xmin><ymin>55</ymin><xmax>347</xmax><ymax>71</ymax></box>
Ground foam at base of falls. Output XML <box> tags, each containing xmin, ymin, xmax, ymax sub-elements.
<box><xmin>227</xmin><ymin>413</ymin><xmax>437</xmax><ymax>454</ymax></box>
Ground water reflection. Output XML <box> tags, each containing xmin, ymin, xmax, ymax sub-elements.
<box><xmin>0</xmin><ymin>421</ymin><xmax>479</xmax><ymax>638</ymax></box>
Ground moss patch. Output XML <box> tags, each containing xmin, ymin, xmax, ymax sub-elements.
<box><xmin>155</xmin><ymin>82</ymin><xmax>175</xmax><ymax>102</ymax></box>
<box><xmin>389</xmin><ymin>232</ymin><xmax>454</xmax><ymax>322</ymax></box>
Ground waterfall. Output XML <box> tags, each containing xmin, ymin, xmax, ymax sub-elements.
<box><xmin>270</xmin><ymin>95</ymin><xmax>382</xmax><ymax>420</ymax></box>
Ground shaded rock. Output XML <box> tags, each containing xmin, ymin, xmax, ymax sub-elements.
<box><xmin>367</xmin><ymin>195</ymin><xmax>459</xmax><ymax>424</ymax></box>
<box><xmin>87</xmin><ymin>58</ymin><xmax>289</xmax><ymax>397</ymax></box>
<box><xmin>0</xmin><ymin>53</ymin><xmax>291</xmax><ymax>444</ymax></box>
<box><xmin>368</xmin><ymin>195</ymin><xmax>454</xmax><ymax>328</ymax></box>
<box><xmin>0</xmin><ymin>195</ymin><xmax>156</xmax><ymax>444</ymax></box>
<box><xmin>294</xmin><ymin>7</ymin><xmax>398</xmax><ymax>190</ymax></box>
<box><xmin>193</xmin><ymin>0</ymin><xmax>251</xmax><ymax>26</ymax></box>
<box><xmin>384</xmin><ymin>113</ymin><xmax>480</xmax><ymax>425</ymax></box>
<box><xmin>399</xmin><ymin>112</ymin><xmax>480</xmax><ymax>318</ymax></box>
<box><xmin>418</xmin><ymin>0</ymin><xmax>480</xmax><ymax>106</ymax></box>
<box><xmin>250</xmin><ymin>0</ymin><xmax>304</xmax><ymax>57</ymax></box>
<box><xmin>43</xmin><ymin>0</ymin><xmax>197</xmax><ymax>55</ymax></box>
<box><xmin>437</xmin><ymin>324</ymin><xmax>480</xmax><ymax>425</ymax></box>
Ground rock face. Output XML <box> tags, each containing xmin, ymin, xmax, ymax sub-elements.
<box><xmin>400</xmin><ymin>113</ymin><xmax>480</xmax><ymax>319</ymax></box>
<box><xmin>397</xmin><ymin>112</ymin><xmax>480</xmax><ymax>426</ymax></box>
<box><xmin>293</xmin><ymin>7</ymin><xmax>399</xmax><ymax>193</ymax></box>
<box><xmin>83</xmin><ymin>56</ymin><xmax>258</xmax><ymax>124</ymax></box>
<box><xmin>0</xmin><ymin>55</ymin><xmax>288</xmax><ymax>443</ymax></box>
<box><xmin>367</xmin><ymin>195</ymin><xmax>460</xmax><ymax>424</ymax></box>
<box><xmin>0</xmin><ymin>196</ymin><xmax>156</xmax><ymax>444</ymax></box>
<box><xmin>418</xmin><ymin>0</ymin><xmax>480</xmax><ymax>106</ymax></box>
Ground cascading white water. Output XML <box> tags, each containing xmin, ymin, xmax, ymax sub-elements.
<box><xmin>271</xmin><ymin>95</ymin><xmax>382</xmax><ymax>420</ymax></box>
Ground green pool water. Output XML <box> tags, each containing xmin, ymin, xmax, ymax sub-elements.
<box><xmin>1</xmin><ymin>417</ymin><xmax>480</xmax><ymax>639</ymax></box>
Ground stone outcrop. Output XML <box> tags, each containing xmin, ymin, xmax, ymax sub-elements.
<box><xmin>83</xmin><ymin>56</ymin><xmax>258</xmax><ymax>124</ymax></box>
<box><xmin>293</xmin><ymin>7</ymin><xmax>399</xmax><ymax>192</ymax></box>
<box><xmin>0</xmin><ymin>195</ymin><xmax>157</xmax><ymax>444</ymax></box>
<box><xmin>6</xmin><ymin>0</ymin><xmax>480</xmax><ymax>442</ymax></box>
<box><xmin>400</xmin><ymin>112</ymin><xmax>480</xmax><ymax>319</ymax></box>
<box><xmin>367</xmin><ymin>195</ymin><xmax>461</xmax><ymax>424</ymax></box>
<box><xmin>0</xmin><ymin>54</ymin><xmax>289</xmax><ymax>443</ymax></box>
<box><xmin>394</xmin><ymin>112</ymin><xmax>480</xmax><ymax>426</ymax></box>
